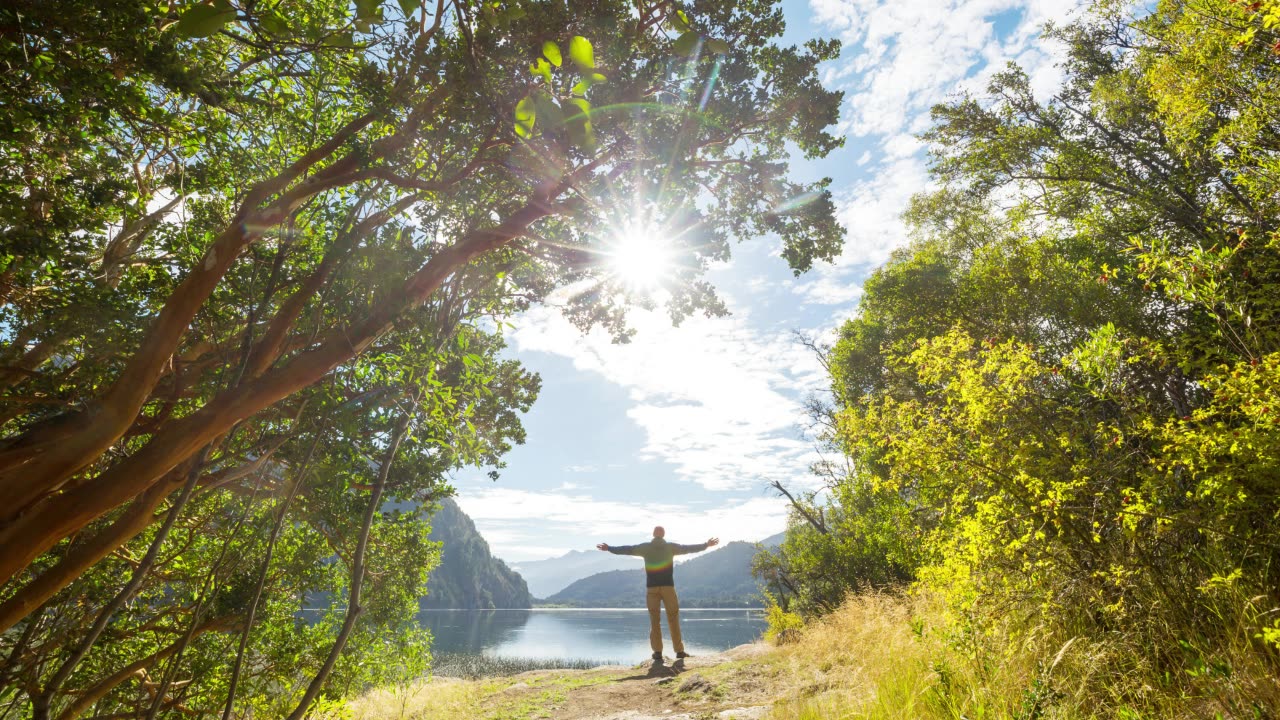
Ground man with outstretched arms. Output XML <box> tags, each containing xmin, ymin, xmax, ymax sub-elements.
<box><xmin>597</xmin><ymin>526</ymin><xmax>719</xmax><ymax>661</ymax></box>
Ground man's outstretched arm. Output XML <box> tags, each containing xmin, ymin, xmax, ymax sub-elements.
<box><xmin>597</xmin><ymin>542</ymin><xmax>643</xmax><ymax>555</ymax></box>
<box><xmin>672</xmin><ymin>537</ymin><xmax>720</xmax><ymax>555</ymax></box>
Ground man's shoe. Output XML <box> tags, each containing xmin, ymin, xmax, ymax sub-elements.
<box><xmin>676</xmin><ymin>651</ymin><xmax>691</xmax><ymax>659</ymax></box>
<box><xmin>651</xmin><ymin>651</ymin><xmax>663</xmax><ymax>661</ymax></box>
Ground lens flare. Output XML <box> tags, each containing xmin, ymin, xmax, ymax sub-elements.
<box><xmin>607</xmin><ymin>223</ymin><xmax>673</xmax><ymax>292</ymax></box>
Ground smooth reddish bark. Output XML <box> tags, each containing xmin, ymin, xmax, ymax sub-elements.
<box><xmin>0</xmin><ymin>112</ymin><xmax>378</xmax><ymax>517</ymax></box>
<box><xmin>0</xmin><ymin>199</ymin><xmax>556</xmax><ymax>595</ymax></box>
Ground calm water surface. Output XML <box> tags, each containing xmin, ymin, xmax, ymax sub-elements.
<box><xmin>418</xmin><ymin>609</ymin><xmax>766</xmax><ymax>664</ymax></box>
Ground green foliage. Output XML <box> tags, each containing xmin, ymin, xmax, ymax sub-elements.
<box><xmin>754</xmin><ymin>479</ymin><xmax>919</xmax><ymax>617</ymax></box>
<box><xmin>0</xmin><ymin>0</ymin><xmax>845</xmax><ymax>716</ymax></box>
<box><xmin>761</xmin><ymin>592</ymin><xmax>804</xmax><ymax>645</ymax></box>
<box><xmin>770</xmin><ymin>0</ymin><xmax>1280</xmax><ymax>710</ymax></box>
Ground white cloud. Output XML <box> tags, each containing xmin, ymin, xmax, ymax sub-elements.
<box><xmin>791</xmin><ymin>155</ymin><xmax>929</xmax><ymax>304</ymax></box>
<box><xmin>512</xmin><ymin>299</ymin><xmax>826</xmax><ymax>493</ymax></box>
<box><xmin>454</xmin><ymin>488</ymin><xmax>790</xmax><ymax>561</ymax></box>
<box><xmin>790</xmin><ymin>0</ymin><xmax>1085</xmax><ymax>306</ymax></box>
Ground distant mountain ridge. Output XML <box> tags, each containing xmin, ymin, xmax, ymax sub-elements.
<box><xmin>543</xmin><ymin>536</ymin><xmax>782</xmax><ymax>608</ymax></box>
<box><xmin>423</xmin><ymin>498</ymin><xmax>533</xmax><ymax>609</ymax></box>
<box><xmin>512</xmin><ymin>549</ymin><xmax>637</xmax><ymax>599</ymax></box>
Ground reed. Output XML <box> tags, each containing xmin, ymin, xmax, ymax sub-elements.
<box><xmin>429</xmin><ymin>653</ymin><xmax>611</xmax><ymax>679</ymax></box>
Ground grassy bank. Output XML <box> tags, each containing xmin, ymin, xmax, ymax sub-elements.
<box><xmin>337</xmin><ymin>593</ymin><xmax>1280</xmax><ymax>719</ymax></box>
<box><xmin>760</xmin><ymin>593</ymin><xmax>1280</xmax><ymax>719</ymax></box>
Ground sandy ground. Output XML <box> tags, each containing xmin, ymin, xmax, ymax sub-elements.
<box><xmin>474</xmin><ymin>643</ymin><xmax>784</xmax><ymax>720</ymax></box>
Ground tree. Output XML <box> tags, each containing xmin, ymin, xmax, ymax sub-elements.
<box><xmin>1</xmin><ymin>0</ymin><xmax>844</xmax><ymax>714</ymax></box>
<box><xmin>0</xmin><ymin>0</ymin><xmax>843</xmax><ymax>623</ymax></box>
<box><xmin>777</xmin><ymin>0</ymin><xmax>1280</xmax><ymax>706</ymax></box>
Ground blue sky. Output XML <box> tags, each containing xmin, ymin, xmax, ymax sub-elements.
<box><xmin>454</xmin><ymin>0</ymin><xmax>1087</xmax><ymax>563</ymax></box>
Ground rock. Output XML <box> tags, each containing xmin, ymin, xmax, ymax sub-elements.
<box><xmin>676</xmin><ymin>673</ymin><xmax>713</xmax><ymax>694</ymax></box>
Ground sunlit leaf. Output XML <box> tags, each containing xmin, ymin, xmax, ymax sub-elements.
<box><xmin>570</xmin><ymin>72</ymin><xmax>607</xmax><ymax>96</ymax></box>
<box><xmin>542</xmin><ymin>41</ymin><xmax>562</xmax><ymax>67</ymax></box>
<box><xmin>530</xmin><ymin>57</ymin><xmax>552</xmax><ymax>84</ymax></box>
<box><xmin>666</xmin><ymin>8</ymin><xmax>691</xmax><ymax>32</ymax></box>
<box><xmin>514</xmin><ymin>95</ymin><xmax>536</xmax><ymax>138</ymax></box>
<box><xmin>568</xmin><ymin>35</ymin><xmax>594</xmax><ymax>69</ymax></box>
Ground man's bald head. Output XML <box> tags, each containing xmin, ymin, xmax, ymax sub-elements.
<box><xmin>653</xmin><ymin>526</ymin><xmax>665</xmax><ymax>539</ymax></box>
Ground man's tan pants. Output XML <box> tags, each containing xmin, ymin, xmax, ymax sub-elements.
<box><xmin>646</xmin><ymin>586</ymin><xmax>684</xmax><ymax>654</ymax></box>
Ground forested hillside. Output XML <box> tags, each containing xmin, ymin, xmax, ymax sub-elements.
<box><xmin>423</xmin><ymin>499</ymin><xmax>532</xmax><ymax>609</ymax></box>
<box><xmin>547</xmin><ymin>541</ymin><xmax>767</xmax><ymax>607</ymax></box>
<box><xmin>755</xmin><ymin>0</ymin><xmax>1280</xmax><ymax>713</ymax></box>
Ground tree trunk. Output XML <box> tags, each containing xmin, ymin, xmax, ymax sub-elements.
<box><xmin>0</xmin><ymin>112</ymin><xmax>378</xmax><ymax>516</ymax></box>
<box><xmin>285</xmin><ymin>410</ymin><xmax>410</xmax><ymax>720</ymax></box>
<box><xmin>52</xmin><ymin>615</ymin><xmax>239</xmax><ymax>720</ymax></box>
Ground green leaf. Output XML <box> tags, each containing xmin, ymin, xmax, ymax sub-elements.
<box><xmin>565</xmin><ymin>97</ymin><xmax>591</xmax><ymax>121</ymax></box>
<box><xmin>397</xmin><ymin>0</ymin><xmax>418</xmax><ymax>18</ymax></box>
<box><xmin>514</xmin><ymin>95</ymin><xmax>536</xmax><ymax>138</ymax></box>
<box><xmin>355</xmin><ymin>0</ymin><xmax>381</xmax><ymax>21</ymax></box>
<box><xmin>542</xmin><ymin>41</ymin><xmax>562</xmax><ymax>67</ymax></box>
<box><xmin>174</xmin><ymin>3</ymin><xmax>236</xmax><ymax>38</ymax></box>
<box><xmin>705</xmin><ymin>38</ymin><xmax>731</xmax><ymax>55</ymax></box>
<box><xmin>258</xmin><ymin>11</ymin><xmax>288</xmax><ymax>34</ymax></box>
<box><xmin>565</xmin><ymin>97</ymin><xmax>595</xmax><ymax>148</ymax></box>
<box><xmin>530</xmin><ymin>57</ymin><xmax>552</xmax><ymax>84</ymax></box>
<box><xmin>672</xmin><ymin>31</ymin><xmax>699</xmax><ymax>56</ymax></box>
<box><xmin>568</xmin><ymin>35</ymin><xmax>594</xmax><ymax>69</ymax></box>
<box><xmin>666</xmin><ymin>8</ymin><xmax>691</xmax><ymax>32</ymax></box>
<box><xmin>532</xmin><ymin>93</ymin><xmax>565</xmax><ymax>128</ymax></box>
<box><xmin>570</xmin><ymin>72</ymin><xmax>607</xmax><ymax>96</ymax></box>
<box><xmin>324</xmin><ymin>30</ymin><xmax>355</xmax><ymax>46</ymax></box>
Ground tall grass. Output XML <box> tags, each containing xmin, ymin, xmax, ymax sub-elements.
<box><xmin>761</xmin><ymin>591</ymin><xmax>1280</xmax><ymax>719</ymax></box>
<box><xmin>336</xmin><ymin>677</ymin><xmax>482</xmax><ymax>720</ymax></box>
<box><xmin>429</xmin><ymin>653</ymin><xmax>610</xmax><ymax>679</ymax></box>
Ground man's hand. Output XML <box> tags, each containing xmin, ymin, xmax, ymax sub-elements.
<box><xmin>706</xmin><ymin>537</ymin><xmax>719</xmax><ymax>547</ymax></box>
<box><xmin>596</xmin><ymin>543</ymin><xmax>609</xmax><ymax>552</ymax></box>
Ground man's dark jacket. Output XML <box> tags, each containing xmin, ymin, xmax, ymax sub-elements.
<box><xmin>607</xmin><ymin>538</ymin><xmax>710</xmax><ymax>587</ymax></box>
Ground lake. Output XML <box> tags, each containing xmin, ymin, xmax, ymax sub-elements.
<box><xmin>418</xmin><ymin>608</ymin><xmax>767</xmax><ymax>665</ymax></box>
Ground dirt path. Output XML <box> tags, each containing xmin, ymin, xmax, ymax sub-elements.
<box><xmin>473</xmin><ymin>643</ymin><xmax>786</xmax><ymax>720</ymax></box>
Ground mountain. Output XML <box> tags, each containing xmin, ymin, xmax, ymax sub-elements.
<box><xmin>543</xmin><ymin>540</ymin><xmax>770</xmax><ymax>608</ymax></box>
<box><xmin>759</xmin><ymin>531</ymin><xmax>786</xmax><ymax>548</ymax></box>
<box><xmin>422</xmin><ymin>498</ymin><xmax>533</xmax><ymax>609</ymax></box>
<box><xmin>511</xmin><ymin>549</ymin><xmax>638</xmax><ymax>599</ymax></box>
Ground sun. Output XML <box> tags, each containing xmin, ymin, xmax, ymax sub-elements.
<box><xmin>607</xmin><ymin>223</ymin><xmax>674</xmax><ymax>292</ymax></box>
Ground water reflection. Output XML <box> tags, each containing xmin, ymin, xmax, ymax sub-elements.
<box><xmin>418</xmin><ymin>609</ymin><xmax>765</xmax><ymax>664</ymax></box>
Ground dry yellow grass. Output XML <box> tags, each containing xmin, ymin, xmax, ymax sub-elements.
<box><xmin>336</xmin><ymin>676</ymin><xmax>486</xmax><ymax>720</ymax></box>
<box><xmin>756</xmin><ymin>591</ymin><xmax>1280</xmax><ymax>719</ymax></box>
<box><xmin>758</xmin><ymin>593</ymin><xmax>1064</xmax><ymax>719</ymax></box>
